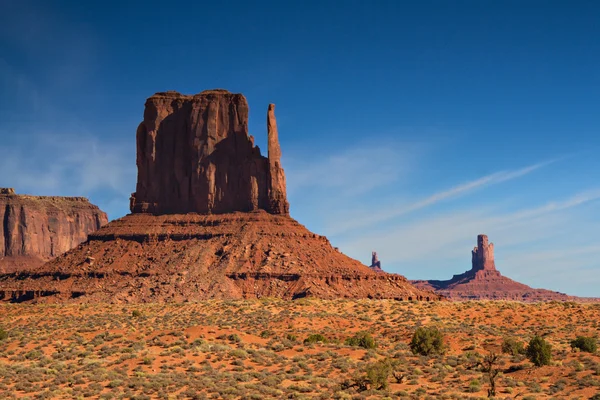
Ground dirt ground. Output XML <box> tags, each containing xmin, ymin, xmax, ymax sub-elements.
<box><xmin>0</xmin><ymin>299</ymin><xmax>599</xmax><ymax>399</ymax></box>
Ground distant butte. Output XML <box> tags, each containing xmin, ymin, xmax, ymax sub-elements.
<box><xmin>411</xmin><ymin>234</ymin><xmax>586</xmax><ymax>302</ymax></box>
<box><xmin>0</xmin><ymin>90</ymin><xmax>440</xmax><ymax>303</ymax></box>
<box><xmin>0</xmin><ymin>188</ymin><xmax>107</xmax><ymax>274</ymax></box>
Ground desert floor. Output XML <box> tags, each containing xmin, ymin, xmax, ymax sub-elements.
<box><xmin>0</xmin><ymin>299</ymin><xmax>599</xmax><ymax>399</ymax></box>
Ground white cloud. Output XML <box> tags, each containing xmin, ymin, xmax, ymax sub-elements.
<box><xmin>286</xmin><ymin>141</ymin><xmax>422</xmax><ymax>197</ymax></box>
<box><xmin>324</xmin><ymin>159</ymin><xmax>553</xmax><ymax>235</ymax></box>
<box><xmin>0</xmin><ymin>132</ymin><xmax>135</xmax><ymax>219</ymax></box>
<box><xmin>337</xmin><ymin>190</ymin><xmax>600</xmax><ymax>265</ymax></box>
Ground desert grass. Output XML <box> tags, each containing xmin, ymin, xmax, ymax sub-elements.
<box><xmin>0</xmin><ymin>299</ymin><xmax>598</xmax><ymax>399</ymax></box>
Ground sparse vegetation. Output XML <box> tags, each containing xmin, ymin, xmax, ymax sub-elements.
<box><xmin>345</xmin><ymin>331</ymin><xmax>376</xmax><ymax>349</ymax></box>
<box><xmin>304</xmin><ymin>333</ymin><xmax>328</xmax><ymax>344</ymax></box>
<box><xmin>410</xmin><ymin>326</ymin><xmax>445</xmax><ymax>356</ymax></box>
<box><xmin>0</xmin><ymin>300</ymin><xmax>598</xmax><ymax>398</ymax></box>
<box><xmin>570</xmin><ymin>336</ymin><xmax>597</xmax><ymax>353</ymax></box>
<box><xmin>526</xmin><ymin>335</ymin><xmax>553</xmax><ymax>367</ymax></box>
<box><xmin>364</xmin><ymin>359</ymin><xmax>392</xmax><ymax>390</ymax></box>
<box><xmin>0</xmin><ymin>327</ymin><xmax>7</xmax><ymax>341</ymax></box>
<box><xmin>501</xmin><ymin>337</ymin><xmax>525</xmax><ymax>355</ymax></box>
<box><xmin>480</xmin><ymin>352</ymin><xmax>503</xmax><ymax>397</ymax></box>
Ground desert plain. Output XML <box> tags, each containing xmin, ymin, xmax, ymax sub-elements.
<box><xmin>1</xmin><ymin>299</ymin><xmax>599</xmax><ymax>399</ymax></box>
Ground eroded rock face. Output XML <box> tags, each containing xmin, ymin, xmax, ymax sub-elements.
<box><xmin>412</xmin><ymin>234</ymin><xmax>582</xmax><ymax>302</ymax></box>
<box><xmin>472</xmin><ymin>234</ymin><xmax>495</xmax><ymax>271</ymax></box>
<box><xmin>130</xmin><ymin>90</ymin><xmax>289</xmax><ymax>215</ymax></box>
<box><xmin>0</xmin><ymin>189</ymin><xmax>108</xmax><ymax>273</ymax></box>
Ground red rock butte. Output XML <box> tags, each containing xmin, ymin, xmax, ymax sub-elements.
<box><xmin>0</xmin><ymin>90</ymin><xmax>440</xmax><ymax>303</ymax></box>
<box><xmin>412</xmin><ymin>234</ymin><xmax>581</xmax><ymax>301</ymax></box>
<box><xmin>130</xmin><ymin>90</ymin><xmax>289</xmax><ymax>215</ymax></box>
<box><xmin>0</xmin><ymin>188</ymin><xmax>108</xmax><ymax>274</ymax></box>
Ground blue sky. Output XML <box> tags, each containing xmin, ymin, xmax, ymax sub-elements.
<box><xmin>1</xmin><ymin>0</ymin><xmax>599</xmax><ymax>296</ymax></box>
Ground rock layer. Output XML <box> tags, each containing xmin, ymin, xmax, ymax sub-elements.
<box><xmin>0</xmin><ymin>212</ymin><xmax>440</xmax><ymax>302</ymax></box>
<box><xmin>0</xmin><ymin>189</ymin><xmax>108</xmax><ymax>273</ymax></box>
<box><xmin>130</xmin><ymin>90</ymin><xmax>289</xmax><ymax>215</ymax></box>
<box><xmin>412</xmin><ymin>234</ymin><xmax>579</xmax><ymax>301</ymax></box>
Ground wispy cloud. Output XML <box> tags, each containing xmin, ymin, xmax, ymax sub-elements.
<box><xmin>325</xmin><ymin>159</ymin><xmax>554</xmax><ymax>235</ymax></box>
<box><xmin>286</xmin><ymin>141</ymin><xmax>423</xmax><ymax>197</ymax></box>
<box><xmin>0</xmin><ymin>133</ymin><xmax>135</xmax><ymax>219</ymax></box>
<box><xmin>343</xmin><ymin>190</ymin><xmax>600</xmax><ymax>262</ymax></box>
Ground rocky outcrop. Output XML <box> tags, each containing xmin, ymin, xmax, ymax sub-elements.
<box><xmin>412</xmin><ymin>234</ymin><xmax>582</xmax><ymax>302</ymax></box>
<box><xmin>0</xmin><ymin>89</ymin><xmax>440</xmax><ymax>303</ymax></box>
<box><xmin>130</xmin><ymin>90</ymin><xmax>289</xmax><ymax>215</ymax></box>
<box><xmin>369</xmin><ymin>252</ymin><xmax>383</xmax><ymax>272</ymax></box>
<box><xmin>472</xmin><ymin>234</ymin><xmax>496</xmax><ymax>271</ymax></box>
<box><xmin>0</xmin><ymin>189</ymin><xmax>108</xmax><ymax>273</ymax></box>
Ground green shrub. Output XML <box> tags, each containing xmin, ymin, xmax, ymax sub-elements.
<box><xmin>286</xmin><ymin>333</ymin><xmax>297</xmax><ymax>342</ymax></box>
<box><xmin>0</xmin><ymin>328</ymin><xmax>7</xmax><ymax>341</ymax></box>
<box><xmin>410</xmin><ymin>326</ymin><xmax>445</xmax><ymax>356</ymax></box>
<box><xmin>131</xmin><ymin>310</ymin><xmax>142</xmax><ymax>318</ymax></box>
<box><xmin>526</xmin><ymin>336</ymin><xmax>552</xmax><ymax>367</ymax></box>
<box><xmin>468</xmin><ymin>379</ymin><xmax>481</xmax><ymax>393</ymax></box>
<box><xmin>570</xmin><ymin>336</ymin><xmax>597</xmax><ymax>353</ymax></box>
<box><xmin>501</xmin><ymin>337</ymin><xmax>525</xmax><ymax>355</ymax></box>
<box><xmin>365</xmin><ymin>359</ymin><xmax>392</xmax><ymax>390</ymax></box>
<box><xmin>304</xmin><ymin>334</ymin><xmax>328</xmax><ymax>344</ymax></box>
<box><xmin>260</xmin><ymin>330</ymin><xmax>273</xmax><ymax>338</ymax></box>
<box><xmin>227</xmin><ymin>334</ymin><xmax>241</xmax><ymax>343</ymax></box>
<box><xmin>345</xmin><ymin>332</ymin><xmax>376</xmax><ymax>349</ymax></box>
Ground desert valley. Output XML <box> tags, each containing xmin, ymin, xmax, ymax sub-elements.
<box><xmin>0</xmin><ymin>88</ymin><xmax>598</xmax><ymax>399</ymax></box>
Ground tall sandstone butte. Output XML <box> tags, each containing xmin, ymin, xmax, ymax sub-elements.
<box><xmin>0</xmin><ymin>89</ymin><xmax>440</xmax><ymax>303</ymax></box>
<box><xmin>131</xmin><ymin>90</ymin><xmax>289</xmax><ymax>215</ymax></box>
<box><xmin>411</xmin><ymin>234</ymin><xmax>583</xmax><ymax>301</ymax></box>
<box><xmin>0</xmin><ymin>188</ymin><xmax>108</xmax><ymax>273</ymax></box>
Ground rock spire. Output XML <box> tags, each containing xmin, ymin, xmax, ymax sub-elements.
<box><xmin>369</xmin><ymin>252</ymin><xmax>383</xmax><ymax>272</ymax></box>
<box><xmin>267</xmin><ymin>104</ymin><xmax>290</xmax><ymax>215</ymax></box>
<box><xmin>471</xmin><ymin>234</ymin><xmax>496</xmax><ymax>271</ymax></box>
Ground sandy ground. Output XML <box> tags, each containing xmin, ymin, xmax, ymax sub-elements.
<box><xmin>0</xmin><ymin>299</ymin><xmax>599</xmax><ymax>399</ymax></box>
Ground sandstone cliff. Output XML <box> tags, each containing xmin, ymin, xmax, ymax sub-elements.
<box><xmin>0</xmin><ymin>189</ymin><xmax>108</xmax><ymax>273</ymax></box>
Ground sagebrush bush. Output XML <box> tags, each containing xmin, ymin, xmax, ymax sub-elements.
<box><xmin>365</xmin><ymin>359</ymin><xmax>392</xmax><ymax>390</ymax></box>
<box><xmin>526</xmin><ymin>336</ymin><xmax>552</xmax><ymax>367</ymax></box>
<box><xmin>304</xmin><ymin>334</ymin><xmax>328</xmax><ymax>344</ymax></box>
<box><xmin>501</xmin><ymin>337</ymin><xmax>525</xmax><ymax>355</ymax></box>
<box><xmin>410</xmin><ymin>326</ymin><xmax>445</xmax><ymax>356</ymax></box>
<box><xmin>570</xmin><ymin>336</ymin><xmax>597</xmax><ymax>353</ymax></box>
<box><xmin>345</xmin><ymin>332</ymin><xmax>376</xmax><ymax>349</ymax></box>
<box><xmin>0</xmin><ymin>328</ymin><xmax>7</xmax><ymax>341</ymax></box>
